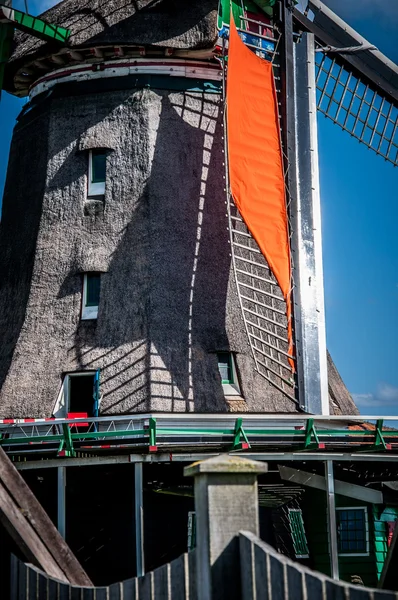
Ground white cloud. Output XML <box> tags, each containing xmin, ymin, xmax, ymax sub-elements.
<box><xmin>377</xmin><ymin>383</ymin><xmax>398</xmax><ymax>403</ymax></box>
<box><xmin>352</xmin><ymin>384</ymin><xmax>398</xmax><ymax>409</ymax></box>
<box><xmin>352</xmin><ymin>393</ymin><xmax>374</xmax><ymax>407</ymax></box>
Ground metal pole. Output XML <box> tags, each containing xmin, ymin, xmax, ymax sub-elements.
<box><xmin>135</xmin><ymin>462</ymin><xmax>144</xmax><ymax>577</ymax></box>
<box><xmin>281</xmin><ymin>0</ymin><xmax>329</xmax><ymax>415</ymax></box>
<box><xmin>57</xmin><ymin>466</ymin><xmax>66</xmax><ymax>538</ymax></box>
<box><xmin>325</xmin><ymin>460</ymin><xmax>339</xmax><ymax>580</ymax></box>
<box><xmin>292</xmin><ymin>32</ymin><xmax>329</xmax><ymax>415</ymax></box>
<box><xmin>280</xmin><ymin>0</ymin><xmax>306</xmax><ymax>409</ymax></box>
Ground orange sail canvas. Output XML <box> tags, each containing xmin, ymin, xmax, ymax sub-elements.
<box><xmin>226</xmin><ymin>19</ymin><xmax>294</xmax><ymax>368</ymax></box>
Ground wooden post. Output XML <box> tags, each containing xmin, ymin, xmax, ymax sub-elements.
<box><xmin>325</xmin><ymin>460</ymin><xmax>339</xmax><ymax>580</ymax></box>
<box><xmin>184</xmin><ymin>454</ymin><xmax>267</xmax><ymax>600</ymax></box>
<box><xmin>0</xmin><ymin>447</ymin><xmax>92</xmax><ymax>586</ymax></box>
<box><xmin>135</xmin><ymin>462</ymin><xmax>144</xmax><ymax>578</ymax></box>
<box><xmin>57</xmin><ymin>466</ymin><xmax>66</xmax><ymax>538</ymax></box>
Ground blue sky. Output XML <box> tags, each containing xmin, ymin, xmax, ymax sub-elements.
<box><xmin>315</xmin><ymin>0</ymin><xmax>398</xmax><ymax>416</ymax></box>
<box><xmin>0</xmin><ymin>0</ymin><xmax>397</xmax><ymax>416</ymax></box>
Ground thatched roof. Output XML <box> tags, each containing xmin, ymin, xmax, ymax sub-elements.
<box><xmin>327</xmin><ymin>351</ymin><xmax>359</xmax><ymax>415</ymax></box>
<box><xmin>4</xmin><ymin>0</ymin><xmax>218</xmax><ymax>94</ymax></box>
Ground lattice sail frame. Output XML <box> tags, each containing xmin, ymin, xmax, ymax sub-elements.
<box><xmin>223</xmin><ymin>15</ymin><xmax>398</xmax><ymax>404</ymax></box>
<box><xmin>222</xmin><ymin>19</ymin><xmax>298</xmax><ymax>404</ymax></box>
<box><xmin>227</xmin><ymin>200</ymin><xmax>296</xmax><ymax>402</ymax></box>
<box><xmin>315</xmin><ymin>50</ymin><xmax>398</xmax><ymax>166</ymax></box>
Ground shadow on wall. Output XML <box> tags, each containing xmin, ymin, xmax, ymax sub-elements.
<box><xmin>0</xmin><ymin>106</ymin><xmax>50</xmax><ymax>396</ymax></box>
<box><xmin>0</xmin><ymin>89</ymin><xmax>127</xmax><ymax>415</ymax></box>
<box><xmin>147</xmin><ymin>93</ymin><xmax>230</xmax><ymax>411</ymax></box>
<box><xmin>86</xmin><ymin>0</ymin><xmax>217</xmax><ymax>48</ymax></box>
<box><xmin>0</xmin><ymin>86</ymin><xmax>231</xmax><ymax>415</ymax></box>
<box><xmin>73</xmin><ymin>92</ymin><xmax>231</xmax><ymax>413</ymax></box>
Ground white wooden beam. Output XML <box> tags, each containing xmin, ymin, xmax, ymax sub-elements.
<box><xmin>279</xmin><ymin>465</ymin><xmax>383</xmax><ymax>504</ymax></box>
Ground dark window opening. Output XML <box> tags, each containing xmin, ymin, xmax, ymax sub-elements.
<box><xmin>69</xmin><ymin>374</ymin><xmax>95</xmax><ymax>417</ymax></box>
<box><xmin>336</xmin><ymin>508</ymin><xmax>368</xmax><ymax>554</ymax></box>
<box><xmin>91</xmin><ymin>150</ymin><xmax>106</xmax><ymax>183</ymax></box>
<box><xmin>86</xmin><ymin>273</ymin><xmax>101</xmax><ymax>307</ymax></box>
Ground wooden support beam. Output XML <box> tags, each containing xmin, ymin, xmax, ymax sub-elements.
<box><xmin>279</xmin><ymin>465</ymin><xmax>383</xmax><ymax>504</ymax></box>
<box><xmin>0</xmin><ymin>447</ymin><xmax>92</xmax><ymax>586</ymax></box>
<box><xmin>0</xmin><ymin>480</ymin><xmax>68</xmax><ymax>582</ymax></box>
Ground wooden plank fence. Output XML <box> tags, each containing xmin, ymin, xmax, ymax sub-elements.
<box><xmin>239</xmin><ymin>531</ymin><xmax>398</xmax><ymax>600</ymax></box>
<box><xmin>11</xmin><ymin>532</ymin><xmax>398</xmax><ymax>600</ymax></box>
<box><xmin>10</xmin><ymin>551</ymin><xmax>197</xmax><ymax>600</ymax></box>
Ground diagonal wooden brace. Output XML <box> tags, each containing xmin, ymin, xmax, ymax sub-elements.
<box><xmin>303</xmin><ymin>418</ymin><xmax>325</xmax><ymax>450</ymax></box>
<box><xmin>149</xmin><ymin>417</ymin><xmax>157</xmax><ymax>452</ymax></box>
<box><xmin>58</xmin><ymin>423</ymin><xmax>76</xmax><ymax>457</ymax></box>
<box><xmin>374</xmin><ymin>419</ymin><xmax>391</xmax><ymax>451</ymax></box>
<box><xmin>232</xmin><ymin>418</ymin><xmax>250</xmax><ymax>450</ymax></box>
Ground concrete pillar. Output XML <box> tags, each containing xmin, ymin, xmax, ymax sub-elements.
<box><xmin>184</xmin><ymin>454</ymin><xmax>267</xmax><ymax>600</ymax></box>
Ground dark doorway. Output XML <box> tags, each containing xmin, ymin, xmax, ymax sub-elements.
<box><xmin>69</xmin><ymin>374</ymin><xmax>95</xmax><ymax>416</ymax></box>
<box><xmin>143</xmin><ymin>463</ymin><xmax>195</xmax><ymax>572</ymax></box>
<box><xmin>66</xmin><ymin>465</ymin><xmax>136</xmax><ymax>585</ymax></box>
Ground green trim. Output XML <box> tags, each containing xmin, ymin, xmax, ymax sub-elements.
<box><xmin>8</xmin><ymin>6</ymin><xmax>70</xmax><ymax>43</ymax></box>
<box><xmin>288</xmin><ymin>509</ymin><xmax>309</xmax><ymax>558</ymax></box>
<box><xmin>218</xmin><ymin>0</ymin><xmax>273</xmax><ymax>29</ymax></box>
<box><xmin>232</xmin><ymin>418</ymin><xmax>250</xmax><ymax>450</ymax></box>
<box><xmin>1</xmin><ymin>422</ymin><xmax>398</xmax><ymax>455</ymax></box>
<box><xmin>149</xmin><ymin>417</ymin><xmax>157</xmax><ymax>451</ymax></box>
<box><xmin>373</xmin><ymin>505</ymin><xmax>398</xmax><ymax>580</ymax></box>
<box><xmin>2</xmin><ymin>426</ymin><xmax>398</xmax><ymax>445</ymax></box>
<box><xmin>303</xmin><ymin>419</ymin><xmax>322</xmax><ymax>450</ymax></box>
<box><xmin>58</xmin><ymin>424</ymin><xmax>76</xmax><ymax>457</ymax></box>
<box><xmin>374</xmin><ymin>419</ymin><xmax>388</xmax><ymax>451</ymax></box>
<box><xmin>188</xmin><ymin>512</ymin><xmax>196</xmax><ymax>551</ymax></box>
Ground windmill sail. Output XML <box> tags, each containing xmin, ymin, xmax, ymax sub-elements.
<box><xmin>295</xmin><ymin>1</ymin><xmax>398</xmax><ymax>166</ymax></box>
<box><xmin>226</xmin><ymin>21</ymin><xmax>295</xmax><ymax>395</ymax></box>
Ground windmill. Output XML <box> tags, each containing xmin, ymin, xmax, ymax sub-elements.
<box><xmin>0</xmin><ymin>0</ymin><xmax>395</xmax><ymax>421</ymax></box>
<box><xmin>0</xmin><ymin>0</ymin><xmax>397</xmax><ymax>586</ymax></box>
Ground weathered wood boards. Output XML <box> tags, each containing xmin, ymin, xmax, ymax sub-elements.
<box><xmin>0</xmin><ymin>447</ymin><xmax>92</xmax><ymax>586</ymax></box>
<box><xmin>11</xmin><ymin>552</ymin><xmax>197</xmax><ymax>600</ymax></box>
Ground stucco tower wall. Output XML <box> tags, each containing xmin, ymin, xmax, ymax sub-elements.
<box><xmin>0</xmin><ymin>80</ymin><xmax>295</xmax><ymax>418</ymax></box>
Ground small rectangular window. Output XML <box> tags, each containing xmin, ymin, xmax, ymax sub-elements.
<box><xmin>217</xmin><ymin>352</ymin><xmax>233</xmax><ymax>384</ymax></box>
<box><xmin>81</xmin><ymin>273</ymin><xmax>100</xmax><ymax>320</ymax></box>
<box><xmin>217</xmin><ymin>352</ymin><xmax>241</xmax><ymax>395</ymax></box>
<box><xmin>336</xmin><ymin>507</ymin><xmax>369</xmax><ymax>556</ymax></box>
<box><xmin>288</xmin><ymin>508</ymin><xmax>309</xmax><ymax>559</ymax></box>
<box><xmin>88</xmin><ymin>149</ymin><xmax>106</xmax><ymax>196</ymax></box>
